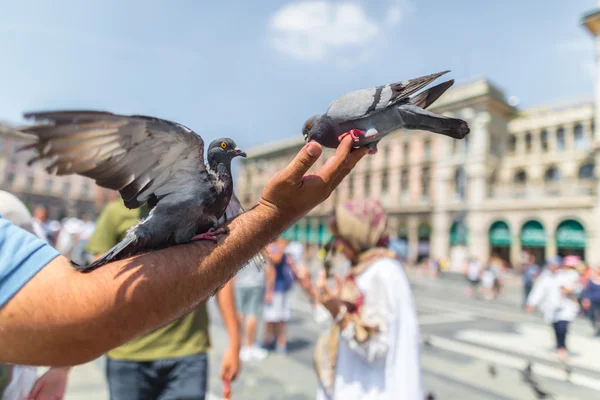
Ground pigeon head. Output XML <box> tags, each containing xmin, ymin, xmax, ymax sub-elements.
<box><xmin>302</xmin><ymin>115</ymin><xmax>335</xmax><ymax>145</ymax></box>
<box><xmin>207</xmin><ymin>138</ymin><xmax>246</xmax><ymax>167</ymax></box>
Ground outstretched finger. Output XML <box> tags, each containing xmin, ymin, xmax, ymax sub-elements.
<box><xmin>331</xmin><ymin>147</ymin><xmax>368</xmax><ymax>189</ymax></box>
<box><xmin>315</xmin><ymin>136</ymin><xmax>354</xmax><ymax>185</ymax></box>
<box><xmin>283</xmin><ymin>141</ymin><xmax>323</xmax><ymax>182</ymax></box>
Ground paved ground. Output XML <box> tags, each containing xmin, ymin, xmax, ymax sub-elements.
<box><xmin>62</xmin><ymin>269</ymin><xmax>600</xmax><ymax>400</ymax></box>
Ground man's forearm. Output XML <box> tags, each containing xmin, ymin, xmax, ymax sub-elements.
<box><xmin>0</xmin><ymin>203</ymin><xmax>287</xmax><ymax>366</ymax></box>
<box><xmin>216</xmin><ymin>280</ymin><xmax>241</xmax><ymax>349</ymax></box>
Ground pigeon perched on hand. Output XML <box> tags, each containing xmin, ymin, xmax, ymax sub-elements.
<box><xmin>17</xmin><ymin>111</ymin><xmax>247</xmax><ymax>272</ymax></box>
<box><xmin>302</xmin><ymin>71</ymin><xmax>470</xmax><ymax>154</ymax></box>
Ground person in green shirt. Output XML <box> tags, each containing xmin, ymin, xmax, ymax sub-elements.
<box><xmin>86</xmin><ymin>200</ymin><xmax>240</xmax><ymax>400</ymax></box>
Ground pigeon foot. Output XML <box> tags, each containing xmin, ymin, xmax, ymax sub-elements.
<box><xmin>191</xmin><ymin>227</ymin><xmax>228</xmax><ymax>242</ymax></box>
<box><xmin>338</xmin><ymin>129</ymin><xmax>365</xmax><ymax>143</ymax></box>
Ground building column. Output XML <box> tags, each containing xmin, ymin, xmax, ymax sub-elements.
<box><xmin>510</xmin><ymin>235</ymin><xmax>522</xmax><ymax>268</ymax></box>
<box><xmin>546</xmin><ymin>234</ymin><xmax>557</xmax><ymax>259</ymax></box>
<box><xmin>466</xmin><ymin>211</ymin><xmax>488</xmax><ymax>263</ymax></box>
<box><xmin>431</xmin><ymin>211</ymin><xmax>450</xmax><ymax>261</ymax></box>
<box><xmin>407</xmin><ymin>216</ymin><xmax>419</xmax><ymax>263</ymax></box>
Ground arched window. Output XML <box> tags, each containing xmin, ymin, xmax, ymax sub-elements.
<box><xmin>540</xmin><ymin>129</ymin><xmax>548</xmax><ymax>152</ymax></box>
<box><xmin>544</xmin><ymin>166</ymin><xmax>561</xmax><ymax>183</ymax></box>
<box><xmin>514</xmin><ymin>169</ymin><xmax>527</xmax><ymax>184</ymax></box>
<box><xmin>574</xmin><ymin>123</ymin><xmax>586</xmax><ymax>150</ymax></box>
<box><xmin>525</xmin><ymin>132</ymin><xmax>532</xmax><ymax>152</ymax></box>
<box><xmin>364</xmin><ymin>173</ymin><xmax>371</xmax><ymax>196</ymax></box>
<box><xmin>578</xmin><ymin>162</ymin><xmax>595</xmax><ymax>180</ymax></box>
<box><xmin>455</xmin><ymin>167</ymin><xmax>466</xmax><ymax>200</ymax></box>
<box><xmin>381</xmin><ymin>171</ymin><xmax>389</xmax><ymax>194</ymax></box>
<box><xmin>556</xmin><ymin>127</ymin><xmax>566</xmax><ymax>151</ymax></box>
<box><xmin>421</xmin><ymin>167</ymin><xmax>430</xmax><ymax>201</ymax></box>
<box><xmin>509</xmin><ymin>135</ymin><xmax>517</xmax><ymax>153</ymax></box>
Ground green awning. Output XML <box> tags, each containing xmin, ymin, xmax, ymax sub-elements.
<box><xmin>297</xmin><ymin>222</ymin><xmax>307</xmax><ymax>241</ymax></box>
<box><xmin>520</xmin><ymin>220</ymin><xmax>546</xmax><ymax>248</ymax></box>
<box><xmin>307</xmin><ymin>222</ymin><xmax>320</xmax><ymax>244</ymax></box>
<box><xmin>489</xmin><ymin>221</ymin><xmax>511</xmax><ymax>247</ymax></box>
<box><xmin>281</xmin><ymin>226</ymin><xmax>295</xmax><ymax>240</ymax></box>
<box><xmin>556</xmin><ymin>220</ymin><xmax>586</xmax><ymax>249</ymax></box>
<box><xmin>450</xmin><ymin>222</ymin><xmax>468</xmax><ymax>246</ymax></box>
<box><xmin>318</xmin><ymin>222</ymin><xmax>332</xmax><ymax>244</ymax></box>
<box><xmin>418</xmin><ymin>224</ymin><xmax>431</xmax><ymax>239</ymax></box>
<box><xmin>398</xmin><ymin>225</ymin><xmax>408</xmax><ymax>239</ymax></box>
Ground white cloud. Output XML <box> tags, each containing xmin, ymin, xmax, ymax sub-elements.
<box><xmin>386</xmin><ymin>6</ymin><xmax>402</xmax><ymax>25</ymax></box>
<box><xmin>268</xmin><ymin>1</ymin><xmax>396</xmax><ymax>63</ymax></box>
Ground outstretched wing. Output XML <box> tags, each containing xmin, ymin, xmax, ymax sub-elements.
<box><xmin>19</xmin><ymin>110</ymin><xmax>206</xmax><ymax>209</ymax></box>
<box><xmin>325</xmin><ymin>70</ymin><xmax>449</xmax><ymax>121</ymax></box>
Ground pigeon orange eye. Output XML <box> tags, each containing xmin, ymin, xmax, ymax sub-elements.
<box><xmin>306</xmin><ymin>123</ymin><xmax>312</xmax><ymax>130</ymax></box>
<box><xmin>220</xmin><ymin>142</ymin><xmax>227</xmax><ymax>149</ymax></box>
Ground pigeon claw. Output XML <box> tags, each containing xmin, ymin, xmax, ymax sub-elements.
<box><xmin>191</xmin><ymin>227</ymin><xmax>228</xmax><ymax>242</ymax></box>
<box><xmin>338</xmin><ymin>129</ymin><xmax>365</xmax><ymax>143</ymax></box>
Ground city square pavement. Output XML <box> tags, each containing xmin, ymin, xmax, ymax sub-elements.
<box><xmin>61</xmin><ymin>268</ymin><xmax>600</xmax><ymax>400</ymax></box>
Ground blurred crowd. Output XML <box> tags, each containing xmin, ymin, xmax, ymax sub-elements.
<box><xmin>4</xmin><ymin>188</ymin><xmax>600</xmax><ymax>400</ymax></box>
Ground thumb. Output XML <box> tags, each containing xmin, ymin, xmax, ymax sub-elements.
<box><xmin>284</xmin><ymin>142</ymin><xmax>322</xmax><ymax>182</ymax></box>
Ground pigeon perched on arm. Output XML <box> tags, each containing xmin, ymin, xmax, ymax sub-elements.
<box><xmin>302</xmin><ymin>70</ymin><xmax>470</xmax><ymax>154</ymax></box>
<box><xmin>17</xmin><ymin>111</ymin><xmax>247</xmax><ymax>272</ymax></box>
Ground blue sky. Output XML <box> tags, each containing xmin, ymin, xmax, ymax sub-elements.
<box><xmin>0</xmin><ymin>0</ymin><xmax>597</xmax><ymax>150</ymax></box>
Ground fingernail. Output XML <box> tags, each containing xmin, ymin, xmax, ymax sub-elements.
<box><xmin>306</xmin><ymin>142</ymin><xmax>321</xmax><ymax>157</ymax></box>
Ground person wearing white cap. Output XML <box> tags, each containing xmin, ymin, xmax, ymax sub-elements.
<box><xmin>526</xmin><ymin>255</ymin><xmax>581</xmax><ymax>363</ymax></box>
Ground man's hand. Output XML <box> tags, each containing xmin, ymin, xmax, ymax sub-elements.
<box><xmin>220</xmin><ymin>345</ymin><xmax>240</xmax><ymax>383</ymax></box>
<box><xmin>264</xmin><ymin>289</ymin><xmax>273</xmax><ymax>304</ymax></box>
<box><xmin>525</xmin><ymin>304</ymin><xmax>535</xmax><ymax>314</ymax></box>
<box><xmin>28</xmin><ymin>367</ymin><xmax>70</xmax><ymax>400</ymax></box>
<box><xmin>259</xmin><ymin>137</ymin><xmax>367</xmax><ymax>221</ymax></box>
<box><xmin>582</xmin><ymin>298</ymin><xmax>591</xmax><ymax>310</ymax></box>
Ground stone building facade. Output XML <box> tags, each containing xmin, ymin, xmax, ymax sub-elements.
<box><xmin>236</xmin><ymin>79</ymin><xmax>599</xmax><ymax>271</ymax></box>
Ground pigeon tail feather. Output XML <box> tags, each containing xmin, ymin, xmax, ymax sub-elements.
<box><xmin>397</xmin><ymin>104</ymin><xmax>470</xmax><ymax>140</ymax></box>
<box><xmin>74</xmin><ymin>235</ymin><xmax>140</xmax><ymax>273</ymax></box>
<box><xmin>410</xmin><ymin>80</ymin><xmax>454</xmax><ymax>110</ymax></box>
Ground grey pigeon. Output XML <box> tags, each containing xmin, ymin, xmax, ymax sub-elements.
<box><xmin>302</xmin><ymin>71</ymin><xmax>470</xmax><ymax>154</ymax></box>
<box><xmin>17</xmin><ymin>111</ymin><xmax>247</xmax><ymax>272</ymax></box>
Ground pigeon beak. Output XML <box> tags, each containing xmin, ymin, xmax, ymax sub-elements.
<box><xmin>232</xmin><ymin>148</ymin><xmax>246</xmax><ymax>158</ymax></box>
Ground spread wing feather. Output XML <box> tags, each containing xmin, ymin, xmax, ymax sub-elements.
<box><xmin>19</xmin><ymin>110</ymin><xmax>206</xmax><ymax>210</ymax></box>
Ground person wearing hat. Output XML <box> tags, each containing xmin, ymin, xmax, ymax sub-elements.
<box><xmin>526</xmin><ymin>255</ymin><xmax>581</xmax><ymax>363</ymax></box>
<box><xmin>311</xmin><ymin>199</ymin><xmax>423</xmax><ymax>400</ymax></box>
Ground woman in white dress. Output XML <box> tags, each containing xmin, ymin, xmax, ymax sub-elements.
<box><xmin>312</xmin><ymin>199</ymin><xmax>423</xmax><ymax>400</ymax></box>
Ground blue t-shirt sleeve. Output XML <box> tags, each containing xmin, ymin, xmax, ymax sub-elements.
<box><xmin>0</xmin><ymin>216</ymin><xmax>59</xmax><ymax>307</ymax></box>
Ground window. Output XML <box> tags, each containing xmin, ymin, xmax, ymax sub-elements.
<box><xmin>544</xmin><ymin>166</ymin><xmax>561</xmax><ymax>183</ymax></box>
<box><xmin>514</xmin><ymin>169</ymin><xmax>527</xmax><ymax>184</ymax></box>
<box><xmin>364</xmin><ymin>173</ymin><xmax>371</xmax><ymax>196</ymax></box>
<box><xmin>403</xmin><ymin>143</ymin><xmax>409</xmax><ymax>164</ymax></box>
<box><xmin>382</xmin><ymin>171</ymin><xmax>389</xmax><ymax>194</ymax></box>
<box><xmin>574</xmin><ymin>123</ymin><xmax>587</xmax><ymax>150</ymax></box>
<box><xmin>6</xmin><ymin>172</ymin><xmax>15</xmax><ymax>185</ymax></box>
<box><xmin>556</xmin><ymin>127</ymin><xmax>565</xmax><ymax>151</ymax></box>
<box><xmin>26</xmin><ymin>176</ymin><xmax>34</xmax><ymax>190</ymax></box>
<box><xmin>509</xmin><ymin>135</ymin><xmax>517</xmax><ymax>153</ymax></box>
<box><xmin>421</xmin><ymin>167</ymin><xmax>430</xmax><ymax>201</ymax></box>
<box><xmin>424</xmin><ymin>139</ymin><xmax>431</xmax><ymax>160</ymax></box>
<box><xmin>592</xmin><ymin>121</ymin><xmax>596</xmax><ymax>139</ymax></box>
<box><xmin>578</xmin><ymin>163</ymin><xmax>594</xmax><ymax>180</ymax></box>
<box><xmin>62</xmin><ymin>181</ymin><xmax>71</xmax><ymax>195</ymax></box>
<box><xmin>400</xmin><ymin>168</ymin><xmax>408</xmax><ymax>198</ymax></box>
<box><xmin>455</xmin><ymin>167</ymin><xmax>466</xmax><ymax>200</ymax></box>
<box><xmin>464</xmin><ymin>135</ymin><xmax>470</xmax><ymax>154</ymax></box>
<box><xmin>348</xmin><ymin>175</ymin><xmax>354</xmax><ymax>197</ymax></box>
<box><xmin>540</xmin><ymin>130</ymin><xmax>548</xmax><ymax>152</ymax></box>
<box><xmin>525</xmin><ymin>132</ymin><xmax>532</xmax><ymax>152</ymax></box>
<box><xmin>45</xmin><ymin>179</ymin><xmax>53</xmax><ymax>193</ymax></box>
<box><xmin>382</xmin><ymin>145</ymin><xmax>390</xmax><ymax>166</ymax></box>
